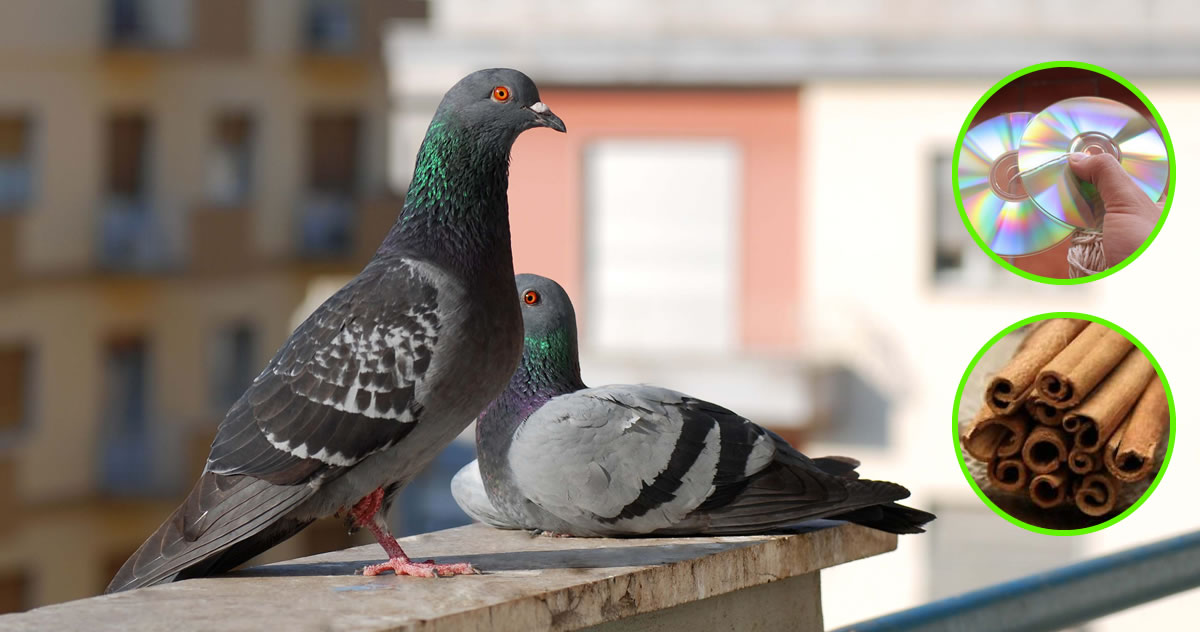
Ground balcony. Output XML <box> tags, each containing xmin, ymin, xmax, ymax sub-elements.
<box><xmin>104</xmin><ymin>0</ymin><xmax>190</xmax><ymax>51</ymax></box>
<box><xmin>295</xmin><ymin>194</ymin><xmax>356</xmax><ymax>259</ymax></box>
<box><xmin>96</xmin><ymin>199</ymin><xmax>176</xmax><ymax>273</ymax></box>
<box><xmin>0</xmin><ymin>521</ymin><xmax>894</xmax><ymax>630</ymax></box>
<box><xmin>301</xmin><ymin>0</ymin><xmax>430</xmax><ymax>59</ymax></box>
<box><xmin>291</xmin><ymin>194</ymin><xmax>399</xmax><ymax>265</ymax></box>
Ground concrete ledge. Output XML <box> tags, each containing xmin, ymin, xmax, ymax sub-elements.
<box><xmin>0</xmin><ymin>523</ymin><xmax>896</xmax><ymax>631</ymax></box>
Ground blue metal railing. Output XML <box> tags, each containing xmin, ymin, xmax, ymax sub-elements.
<box><xmin>832</xmin><ymin>529</ymin><xmax>1200</xmax><ymax>632</ymax></box>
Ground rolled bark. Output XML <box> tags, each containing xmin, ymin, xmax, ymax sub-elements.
<box><xmin>988</xmin><ymin>457</ymin><xmax>1029</xmax><ymax>494</ymax></box>
<box><xmin>1035</xmin><ymin>323</ymin><xmax>1134</xmax><ymax>409</ymax></box>
<box><xmin>985</xmin><ymin>319</ymin><xmax>1088</xmax><ymax>415</ymax></box>
<box><xmin>1021</xmin><ymin>425</ymin><xmax>1069</xmax><ymax>474</ymax></box>
<box><xmin>1075</xmin><ymin>472</ymin><xmax>1120</xmax><ymax>517</ymax></box>
<box><xmin>1065</xmin><ymin>351</ymin><xmax>1156</xmax><ymax>451</ymax></box>
<box><xmin>1104</xmin><ymin>377</ymin><xmax>1170</xmax><ymax>483</ymax></box>
<box><xmin>962</xmin><ymin>408</ymin><xmax>1032</xmax><ymax>462</ymax></box>
<box><xmin>1026</xmin><ymin>395</ymin><xmax>1065</xmax><ymax>426</ymax></box>
<box><xmin>1030</xmin><ymin>471</ymin><xmax>1070</xmax><ymax>508</ymax></box>
<box><xmin>1068</xmin><ymin>448</ymin><xmax>1101</xmax><ymax>475</ymax></box>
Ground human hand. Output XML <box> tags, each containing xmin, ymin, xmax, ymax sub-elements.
<box><xmin>1067</xmin><ymin>152</ymin><xmax>1164</xmax><ymax>267</ymax></box>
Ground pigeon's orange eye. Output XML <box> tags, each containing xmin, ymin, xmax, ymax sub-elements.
<box><xmin>523</xmin><ymin>290</ymin><xmax>539</xmax><ymax>305</ymax></box>
<box><xmin>492</xmin><ymin>86</ymin><xmax>511</xmax><ymax>102</ymax></box>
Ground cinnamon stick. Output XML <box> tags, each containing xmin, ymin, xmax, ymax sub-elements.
<box><xmin>988</xmin><ymin>457</ymin><xmax>1029</xmax><ymax>494</ymax></box>
<box><xmin>962</xmin><ymin>408</ymin><xmax>1032</xmax><ymax>462</ymax></box>
<box><xmin>1075</xmin><ymin>472</ymin><xmax>1120</xmax><ymax>517</ymax></box>
<box><xmin>1068</xmin><ymin>448</ymin><xmax>1101</xmax><ymax>475</ymax></box>
<box><xmin>1026</xmin><ymin>395</ymin><xmax>1065</xmax><ymax>426</ymax></box>
<box><xmin>1104</xmin><ymin>377</ymin><xmax>1170</xmax><ymax>483</ymax></box>
<box><xmin>1065</xmin><ymin>351</ymin><xmax>1156</xmax><ymax>451</ymax></box>
<box><xmin>1035</xmin><ymin>323</ymin><xmax>1134</xmax><ymax>409</ymax></box>
<box><xmin>985</xmin><ymin>319</ymin><xmax>1088</xmax><ymax>415</ymax></box>
<box><xmin>1021</xmin><ymin>426</ymin><xmax>1069</xmax><ymax>474</ymax></box>
<box><xmin>1030</xmin><ymin>471</ymin><xmax>1069</xmax><ymax>508</ymax></box>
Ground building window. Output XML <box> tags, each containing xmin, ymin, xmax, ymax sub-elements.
<box><xmin>300</xmin><ymin>112</ymin><xmax>361</xmax><ymax>256</ymax></box>
<box><xmin>0</xmin><ymin>345</ymin><xmax>30</xmax><ymax>435</ymax></box>
<box><xmin>303</xmin><ymin>0</ymin><xmax>358</xmax><ymax>53</ymax></box>
<box><xmin>206</xmin><ymin>112</ymin><xmax>254</xmax><ymax>206</ymax></box>
<box><xmin>98</xmin><ymin>335</ymin><xmax>153</xmax><ymax>494</ymax></box>
<box><xmin>308</xmin><ymin>113</ymin><xmax>361</xmax><ymax>197</ymax></box>
<box><xmin>932</xmin><ymin>151</ymin><xmax>1034</xmax><ymax>287</ymax></box>
<box><xmin>0</xmin><ymin>116</ymin><xmax>32</xmax><ymax>210</ymax></box>
<box><xmin>585</xmin><ymin>139</ymin><xmax>741</xmax><ymax>353</ymax></box>
<box><xmin>209</xmin><ymin>322</ymin><xmax>256</xmax><ymax>414</ymax></box>
<box><xmin>107</xmin><ymin>113</ymin><xmax>150</xmax><ymax>202</ymax></box>
<box><xmin>106</xmin><ymin>0</ymin><xmax>190</xmax><ymax>48</ymax></box>
<box><xmin>102</xmin><ymin>113</ymin><xmax>168</xmax><ymax>269</ymax></box>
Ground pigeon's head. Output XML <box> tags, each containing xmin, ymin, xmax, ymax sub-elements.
<box><xmin>436</xmin><ymin>69</ymin><xmax>566</xmax><ymax>144</ymax></box>
<box><xmin>515</xmin><ymin>273</ymin><xmax>577</xmax><ymax>343</ymax></box>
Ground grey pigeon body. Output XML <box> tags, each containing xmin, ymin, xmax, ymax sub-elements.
<box><xmin>107</xmin><ymin>69</ymin><xmax>566</xmax><ymax>593</ymax></box>
<box><xmin>457</xmin><ymin>275</ymin><xmax>935</xmax><ymax>537</ymax></box>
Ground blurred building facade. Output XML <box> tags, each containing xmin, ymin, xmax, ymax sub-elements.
<box><xmin>3</xmin><ymin>0</ymin><xmax>1199</xmax><ymax>624</ymax></box>
<box><xmin>0</xmin><ymin>0</ymin><xmax>428</xmax><ymax>610</ymax></box>
<box><xmin>383</xmin><ymin>1</ymin><xmax>1200</xmax><ymax>629</ymax></box>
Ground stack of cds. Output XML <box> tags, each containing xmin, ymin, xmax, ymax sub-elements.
<box><xmin>957</xmin><ymin>97</ymin><xmax>1169</xmax><ymax>257</ymax></box>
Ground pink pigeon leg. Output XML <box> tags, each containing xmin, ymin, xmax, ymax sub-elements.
<box><xmin>350</xmin><ymin>487</ymin><xmax>478</xmax><ymax>577</ymax></box>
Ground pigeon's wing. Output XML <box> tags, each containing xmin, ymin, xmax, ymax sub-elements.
<box><xmin>451</xmin><ymin>460</ymin><xmax>520</xmax><ymax>529</ymax></box>
<box><xmin>506</xmin><ymin>384</ymin><xmax>768</xmax><ymax>534</ymax></box>
<box><xmin>509</xmin><ymin>385</ymin><xmax>917</xmax><ymax>536</ymax></box>
<box><xmin>107</xmin><ymin>258</ymin><xmax>445</xmax><ymax>593</ymax></box>
<box><xmin>207</xmin><ymin>258</ymin><xmax>441</xmax><ymax>481</ymax></box>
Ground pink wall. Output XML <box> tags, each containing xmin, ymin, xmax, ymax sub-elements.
<box><xmin>508</xmin><ymin>89</ymin><xmax>802</xmax><ymax>350</ymax></box>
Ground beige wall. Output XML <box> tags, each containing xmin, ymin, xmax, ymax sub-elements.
<box><xmin>0</xmin><ymin>0</ymin><xmax>404</xmax><ymax>608</ymax></box>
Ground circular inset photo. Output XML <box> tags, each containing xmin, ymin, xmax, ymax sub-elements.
<box><xmin>954</xmin><ymin>314</ymin><xmax>1174</xmax><ymax>534</ymax></box>
<box><xmin>953</xmin><ymin>62</ymin><xmax>1174</xmax><ymax>283</ymax></box>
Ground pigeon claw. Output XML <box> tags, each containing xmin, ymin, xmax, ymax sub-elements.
<box><xmin>360</xmin><ymin>557</ymin><xmax>478</xmax><ymax>578</ymax></box>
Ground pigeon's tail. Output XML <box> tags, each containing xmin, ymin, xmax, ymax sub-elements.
<box><xmin>828</xmin><ymin>502</ymin><xmax>937</xmax><ymax>534</ymax></box>
<box><xmin>666</xmin><ymin>449</ymin><xmax>936</xmax><ymax>536</ymax></box>
<box><xmin>813</xmin><ymin>454</ymin><xmax>936</xmax><ymax>533</ymax></box>
<box><xmin>105</xmin><ymin>471</ymin><xmax>316</xmax><ymax>594</ymax></box>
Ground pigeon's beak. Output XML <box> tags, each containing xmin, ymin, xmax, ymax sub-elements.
<box><xmin>528</xmin><ymin>101</ymin><xmax>566</xmax><ymax>133</ymax></box>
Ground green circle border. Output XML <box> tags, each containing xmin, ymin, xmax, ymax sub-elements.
<box><xmin>952</xmin><ymin>312</ymin><xmax>1176</xmax><ymax>535</ymax></box>
<box><xmin>951</xmin><ymin>61</ymin><xmax>1176</xmax><ymax>285</ymax></box>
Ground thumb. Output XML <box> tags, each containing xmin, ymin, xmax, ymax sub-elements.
<box><xmin>1067</xmin><ymin>152</ymin><xmax>1152</xmax><ymax>213</ymax></box>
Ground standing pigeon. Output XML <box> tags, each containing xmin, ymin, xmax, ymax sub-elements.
<box><xmin>455</xmin><ymin>274</ymin><xmax>935</xmax><ymax>537</ymax></box>
<box><xmin>106</xmin><ymin>69</ymin><xmax>566</xmax><ymax>593</ymax></box>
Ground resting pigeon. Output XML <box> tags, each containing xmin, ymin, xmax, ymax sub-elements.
<box><xmin>454</xmin><ymin>274</ymin><xmax>935</xmax><ymax>537</ymax></box>
<box><xmin>106</xmin><ymin>69</ymin><xmax>566</xmax><ymax>593</ymax></box>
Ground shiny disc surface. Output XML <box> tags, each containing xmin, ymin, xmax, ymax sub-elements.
<box><xmin>1018</xmin><ymin>96</ymin><xmax>1169</xmax><ymax>229</ymax></box>
<box><xmin>958</xmin><ymin>112</ymin><xmax>1075</xmax><ymax>256</ymax></box>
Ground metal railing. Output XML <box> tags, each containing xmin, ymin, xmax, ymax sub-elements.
<box><xmin>832</xmin><ymin>530</ymin><xmax>1200</xmax><ymax>632</ymax></box>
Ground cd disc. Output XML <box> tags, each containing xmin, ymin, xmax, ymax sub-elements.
<box><xmin>958</xmin><ymin>112</ymin><xmax>1075</xmax><ymax>257</ymax></box>
<box><xmin>1018</xmin><ymin>96</ymin><xmax>1169</xmax><ymax>229</ymax></box>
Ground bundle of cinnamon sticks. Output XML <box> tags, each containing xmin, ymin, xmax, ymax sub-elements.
<box><xmin>962</xmin><ymin>319</ymin><xmax>1169</xmax><ymax>521</ymax></box>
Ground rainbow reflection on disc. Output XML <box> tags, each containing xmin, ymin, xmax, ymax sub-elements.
<box><xmin>958</xmin><ymin>112</ymin><xmax>1075</xmax><ymax>257</ymax></box>
<box><xmin>1018</xmin><ymin>96</ymin><xmax>1169</xmax><ymax>229</ymax></box>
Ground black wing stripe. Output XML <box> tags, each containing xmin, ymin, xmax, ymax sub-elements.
<box><xmin>598</xmin><ymin>411</ymin><xmax>713</xmax><ymax>524</ymax></box>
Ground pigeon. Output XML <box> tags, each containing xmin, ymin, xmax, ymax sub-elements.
<box><xmin>454</xmin><ymin>274</ymin><xmax>935</xmax><ymax>537</ymax></box>
<box><xmin>105</xmin><ymin>69</ymin><xmax>566</xmax><ymax>593</ymax></box>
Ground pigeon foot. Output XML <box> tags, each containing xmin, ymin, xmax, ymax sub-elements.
<box><xmin>360</xmin><ymin>557</ymin><xmax>479</xmax><ymax>578</ymax></box>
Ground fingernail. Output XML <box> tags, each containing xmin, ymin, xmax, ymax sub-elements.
<box><xmin>1068</xmin><ymin>152</ymin><xmax>1087</xmax><ymax>163</ymax></box>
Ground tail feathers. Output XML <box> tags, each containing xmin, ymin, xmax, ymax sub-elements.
<box><xmin>811</xmin><ymin>456</ymin><xmax>862</xmax><ymax>479</ymax></box>
<box><xmin>829</xmin><ymin>502</ymin><xmax>937</xmax><ymax>534</ymax></box>
<box><xmin>105</xmin><ymin>472</ymin><xmax>316</xmax><ymax>593</ymax></box>
<box><xmin>670</xmin><ymin>458</ymin><xmax>923</xmax><ymax>536</ymax></box>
